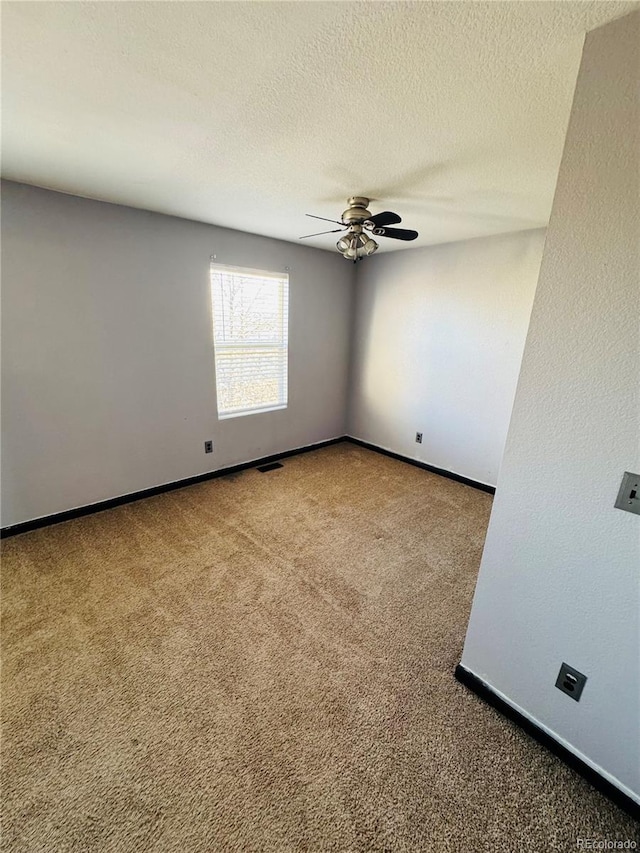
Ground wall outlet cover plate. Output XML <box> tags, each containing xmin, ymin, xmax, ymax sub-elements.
<box><xmin>555</xmin><ymin>662</ymin><xmax>587</xmax><ymax>702</ymax></box>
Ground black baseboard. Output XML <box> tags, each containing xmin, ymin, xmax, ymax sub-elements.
<box><xmin>0</xmin><ymin>437</ymin><xmax>344</xmax><ymax>539</ymax></box>
<box><xmin>345</xmin><ymin>436</ymin><xmax>496</xmax><ymax>495</ymax></box>
<box><xmin>455</xmin><ymin>664</ymin><xmax>640</xmax><ymax>821</ymax></box>
<box><xmin>2</xmin><ymin>435</ymin><xmax>494</xmax><ymax>539</ymax></box>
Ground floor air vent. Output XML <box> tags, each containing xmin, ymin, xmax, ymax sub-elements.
<box><xmin>256</xmin><ymin>462</ymin><xmax>283</xmax><ymax>473</ymax></box>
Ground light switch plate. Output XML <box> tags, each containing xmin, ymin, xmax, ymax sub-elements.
<box><xmin>614</xmin><ymin>472</ymin><xmax>640</xmax><ymax>516</ymax></box>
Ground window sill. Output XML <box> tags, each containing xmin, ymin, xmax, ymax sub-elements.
<box><xmin>218</xmin><ymin>404</ymin><xmax>288</xmax><ymax>420</ymax></box>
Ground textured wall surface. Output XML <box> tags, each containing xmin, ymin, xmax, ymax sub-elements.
<box><xmin>348</xmin><ymin>229</ymin><xmax>545</xmax><ymax>486</ymax></box>
<box><xmin>461</xmin><ymin>11</ymin><xmax>640</xmax><ymax>801</ymax></box>
<box><xmin>3</xmin><ymin>2</ymin><xmax>636</xmax><ymax>250</ymax></box>
<box><xmin>1</xmin><ymin>181</ymin><xmax>353</xmax><ymax>527</ymax></box>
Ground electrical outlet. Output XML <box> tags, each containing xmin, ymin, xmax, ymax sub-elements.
<box><xmin>204</xmin><ymin>441</ymin><xmax>213</xmax><ymax>454</ymax></box>
<box><xmin>415</xmin><ymin>432</ymin><xmax>423</xmax><ymax>444</ymax></box>
<box><xmin>555</xmin><ymin>662</ymin><xmax>587</xmax><ymax>702</ymax></box>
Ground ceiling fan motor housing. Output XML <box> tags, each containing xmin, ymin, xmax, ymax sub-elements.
<box><xmin>342</xmin><ymin>197</ymin><xmax>372</xmax><ymax>224</ymax></box>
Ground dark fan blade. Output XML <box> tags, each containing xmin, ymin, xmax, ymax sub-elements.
<box><xmin>367</xmin><ymin>210</ymin><xmax>401</xmax><ymax>227</ymax></box>
<box><xmin>372</xmin><ymin>226</ymin><xmax>418</xmax><ymax>241</ymax></box>
<box><xmin>306</xmin><ymin>213</ymin><xmax>345</xmax><ymax>225</ymax></box>
<box><xmin>299</xmin><ymin>228</ymin><xmax>345</xmax><ymax>239</ymax></box>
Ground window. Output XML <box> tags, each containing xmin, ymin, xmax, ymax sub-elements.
<box><xmin>210</xmin><ymin>264</ymin><xmax>289</xmax><ymax>419</ymax></box>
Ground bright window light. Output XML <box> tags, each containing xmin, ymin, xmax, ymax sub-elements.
<box><xmin>210</xmin><ymin>264</ymin><xmax>289</xmax><ymax>419</ymax></box>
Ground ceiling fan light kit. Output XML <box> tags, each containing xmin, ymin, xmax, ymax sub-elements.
<box><xmin>300</xmin><ymin>197</ymin><xmax>418</xmax><ymax>261</ymax></box>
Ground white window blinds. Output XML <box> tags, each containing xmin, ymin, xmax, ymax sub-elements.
<box><xmin>210</xmin><ymin>264</ymin><xmax>289</xmax><ymax>419</ymax></box>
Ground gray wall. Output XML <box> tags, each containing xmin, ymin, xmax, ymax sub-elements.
<box><xmin>461</xmin><ymin>11</ymin><xmax>640</xmax><ymax>802</ymax></box>
<box><xmin>348</xmin><ymin>229</ymin><xmax>545</xmax><ymax>486</ymax></box>
<box><xmin>1</xmin><ymin>181</ymin><xmax>353</xmax><ymax>527</ymax></box>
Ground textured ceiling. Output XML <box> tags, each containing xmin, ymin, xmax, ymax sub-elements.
<box><xmin>2</xmin><ymin>1</ymin><xmax>637</xmax><ymax>252</ymax></box>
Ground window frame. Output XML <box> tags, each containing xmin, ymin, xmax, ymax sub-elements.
<box><xmin>210</xmin><ymin>262</ymin><xmax>289</xmax><ymax>420</ymax></box>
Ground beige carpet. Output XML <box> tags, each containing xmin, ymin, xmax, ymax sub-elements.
<box><xmin>2</xmin><ymin>443</ymin><xmax>638</xmax><ymax>852</ymax></box>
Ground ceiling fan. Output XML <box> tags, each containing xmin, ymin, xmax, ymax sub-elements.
<box><xmin>299</xmin><ymin>197</ymin><xmax>419</xmax><ymax>261</ymax></box>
